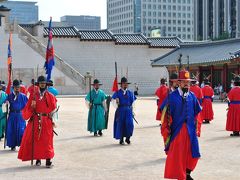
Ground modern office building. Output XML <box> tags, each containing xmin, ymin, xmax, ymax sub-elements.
<box><xmin>60</xmin><ymin>15</ymin><xmax>101</xmax><ymax>30</ymax></box>
<box><xmin>107</xmin><ymin>0</ymin><xmax>195</xmax><ymax>40</ymax></box>
<box><xmin>195</xmin><ymin>0</ymin><xmax>240</xmax><ymax>40</ymax></box>
<box><xmin>108</xmin><ymin>0</ymin><xmax>240</xmax><ymax>41</ymax></box>
<box><xmin>0</xmin><ymin>0</ymin><xmax>38</xmax><ymax>23</ymax></box>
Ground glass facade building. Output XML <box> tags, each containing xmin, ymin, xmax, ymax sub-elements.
<box><xmin>60</xmin><ymin>16</ymin><xmax>101</xmax><ymax>30</ymax></box>
<box><xmin>0</xmin><ymin>1</ymin><xmax>38</xmax><ymax>23</ymax></box>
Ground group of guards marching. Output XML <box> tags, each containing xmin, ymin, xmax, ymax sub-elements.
<box><xmin>0</xmin><ymin>70</ymin><xmax>239</xmax><ymax>179</ymax></box>
<box><xmin>0</xmin><ymin>76</ymin><xmax>58</xmax><ymax>168</ymax></box>
<box><xmin>155</xmin><ymin>68</ymin><xmax>240</xmax><ymax>179</ymax></box>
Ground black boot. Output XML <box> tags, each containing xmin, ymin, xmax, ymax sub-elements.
<box><xmin>46</xmin><ymin>159</ymin><xmax>53</xmax><ymax>168</ymax></box>
<box><xmin>36</xmin><ymin>159</ymin><xmax>41</xmax><ymax>166</ymax></box>
<box><xmin>94</xmin><ymin>132</ymin><xmax>98</xmax><ymax>136</ymax></box>
<box><xmin>119</xmin><ymin>137</ymin><xmax>124</xmax><ymax>145</ymax></box>
<box><xmin>11</xmin><ymin>147</ymin><xmax>16</xmax><ymax>151</ymax></box>
<box><xmin>125</xmin><ymin>137</ymin><xmax>131</xmax><ymax>144</ymax></box>
<box><xmin>186</xmin><ymin>169</ymin><xmax>194</xmax><ymax>180</ymax></box>
<box><xmin>230</xmin><ymin>131</ymin><xmax>240</xmax><ymax>136</ymax></box>
<box><xmin>98</xmin><ymin>130</ymin><xmax>103</xmax><ymax>136</ymax></box>
<box><xmin>204</xmin><ymin>120</ymin><xmax>210</xmax><ymax>124</ymax></box>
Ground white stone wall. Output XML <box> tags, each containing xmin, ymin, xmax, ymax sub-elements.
<box><xmin>0</xmin><ymin>27</ymin><xmax>83</xmax><ymax>95</ymax></box>
<box><xmin>40</xmin><ymin>37</ymin><xmax>171</xmax><ymax>95</ymax></box>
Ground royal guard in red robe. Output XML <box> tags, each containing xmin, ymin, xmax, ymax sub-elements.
<box><xmin>226</xmin><ymin>75</ymin><xmax>240</xmax><ymax>136</ymax></box>
<box><xmin>18</xmin><ymin>76</ymin><xmax>57</xmax><ymax>168</ymax></box>
<box><xmin>27</xmin><ymin>79</ymin><xmax>39</xmax><ymax>96</ymax></box>
<box><xmin>160</xmin><ymin>70</ymin><xmax>201</xmax><ymax>180</ymax></box>
<box><xmin>201</xmin><ymin>78</ymin><xmax>214</xmax><ymax>123</ymax></box>
<box><xmin>20</xmin><ymin>80</ymin><xmax>28</xmax><ymax>95</ymax></box>
<box><xmin>190</xmin><ymin>76</ymin><xmax>203</xmax><ymax>137</ymax></box>
<box><xmin>155</xmin><ymin>78</ymin><xmax>168</xmax><ymax>122</ymax></box>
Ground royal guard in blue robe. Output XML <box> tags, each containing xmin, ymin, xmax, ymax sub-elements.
<box><xmin>112</xmin><ymin>77</ymin><xmax>136</xmax><ymax>145</ymax></box>
<box><xmin>6</xmin><ymin>79</ymin><xmax>28</xmax><ymax>150</ymax></box>
<box><xmin>160</xmin><ymin>70</ymin><xmax>201</xmax><ymax>180</ymax></box>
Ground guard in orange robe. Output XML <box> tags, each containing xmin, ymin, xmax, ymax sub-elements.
<box><xmin>190</xmin><ymin>79</ymin><xmax>203</xmax><ymax>137</ymax></box>
<box><xmin>18</xmin><ymin>76</ymin><xmax>57</xmax><ymax>168</ymax></box>
<box><xmin>155</xmin><ymin>78</ymin><xmax>168</xmax><ymax>121</ymax></box>
<box><xmin>226</xmin><ymin>76</ymin><xmax>240</xmax><ymax>136</ymax></box>
<box><xmin>201</xmin><ymin>79</ymin><xmax>214</xmax><ymax>123</ymax></box>
<box><xmin>160</xmin><ymin>70</ymin><xmax>201</xmax><ymax>180</ymax></box>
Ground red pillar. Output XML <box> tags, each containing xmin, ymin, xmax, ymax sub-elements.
<box><xmin>210</xmin><ymin>65</ymin><xmax>214</xmax><ymax>86</ymax></box>
<box><xmin>223</xmin><ymin>64</ymin><xmax>227</xmax><ymax>92</ymax></box>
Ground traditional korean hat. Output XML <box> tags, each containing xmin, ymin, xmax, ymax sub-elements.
<box><xmin>91</xmin><ymin>79</ymin><xmax>102</xmax><ymax>85</ymax></box>
<box><xmin>13</xmin><ymin>79</ymin><xmax>20</xmax><ymax>87</ymax></box>
<box><xmin>169</xmin><ymin>72</ymin><xmax>178</xmax><ymax>82</ymax></box>
<box><xmin>160</xmin><ymin>78</ymin><xmax>167</xmax><ymax>84</ymax></box>
<box><xmin>48</xmin><ymin>80</ymin><xmax>54</xmax><ymax>86</ymax></box>
<box><xmin>118</xmin><ymin>77</ymin><xmax>131</xmax><ymax>84</ymax></box>
<box><xmin>37</xmin><ymin>75</ymin><xmax>47</xmax><ymax>83</ymax></box>
<box><xmin>233</xmin><ymin>73</ymin><xmax>240</xmax><ymax>83</ymax></box>
<box><xmin>178</xmin><ymin>70</ymin><xmax>193</xmax><ymax>81</ymax></box>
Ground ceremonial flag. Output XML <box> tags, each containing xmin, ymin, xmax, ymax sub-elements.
<box><xmin>112</xmin><ymin>62</ymin><xmax>118</xmax><ymax>92</ymax></box>
<box><xmin>44</xmin><ymin>17</ymin><xmax>55</xmax><ymax>81</ymax></box>
<box><xmin>6</xmin><ymin>33</ymin><xmax>12</xmax><ymax>95</ymax></box>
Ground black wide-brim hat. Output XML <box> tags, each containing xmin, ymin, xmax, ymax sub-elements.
<box><xmin>118</xmin><ymin>77</ymin><xmax>131</xmax><ymax>84</ymax></box>
<box><xmin>234</xmin><ymin>76</ymin><xmax>240</xmax><ymax>83</ymax></box>
<box><xmin>35</xmin><ymin>76</ymin><xmax>52</xmax><ymax>86</ymax></box>
<box><xmin>13</xmin><ymin>79</ymin><xmax>20</xmax><ymax>87</ymax></box>
<box><xmin>91</xmin><ymin>79</ymin><xmax>103</xmax><ymax>85</ymax></box>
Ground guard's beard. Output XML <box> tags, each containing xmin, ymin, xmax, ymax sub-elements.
<box><xmin>173</xmin><ymin>85</ymin><xmax>178</xmax><ymax>90</ymax></box>
<box><xmin>40</xmin><ymin>87</ymin><xmax>46</xmax><ymax>93</ymax></box>
<box><xmin>123</xmin><ymin>87</ymin><xmax>127</xmax><ymax>90</ymax></box>
<box><xmin>182</xmin><ymin>87</ymin><xmax>189</xmax><ymax>93</ymax></box>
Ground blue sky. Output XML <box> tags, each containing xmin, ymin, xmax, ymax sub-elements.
<box><xmin>12</xmin><ymin>0</ymin><xmax>107</xmax><ymax>28</ymax></box>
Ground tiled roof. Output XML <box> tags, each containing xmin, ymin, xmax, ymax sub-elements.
<box><xmin>43</xmin><ymin>26</ymin><xmax>80</xmax><ymax>37</ymax></box>
<box><xmin>113</xmin><ymin>33</ymin><xmax>149</xmax><ymax>45</ymax></box>
<box><xmin>151</xmin><ymin>38</ymin><xmax>240</xmax><ymax>67</ymax></box>
<box><xmin>148</xmin><ymin>37</ymin><xmax>182</xmax><ymax>48</ymax></box>
<box><xmin>78</xmin><ymin>29</ymin><xmax>113</xmax><ymax>41</ymax></box>
<box><xmin>19</xmin><ymin>24</ymin><xmax>182</xmax><ymax>48</ymax></box>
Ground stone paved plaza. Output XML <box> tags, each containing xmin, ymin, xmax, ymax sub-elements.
<box><xmin>0</xmin><ymin>97</ymin><xmax>240</xmax><ymax>180</ymax></box>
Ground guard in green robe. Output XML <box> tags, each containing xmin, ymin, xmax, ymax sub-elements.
<box><xmin>0</xmin><ymin>82</ymin><xmax>8</xmax><ymax>141</ymax></box>
<box><xmin>85</xmin><ymin>79</ymin><xmax>108</xmax><ymax>136</ymax></box>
